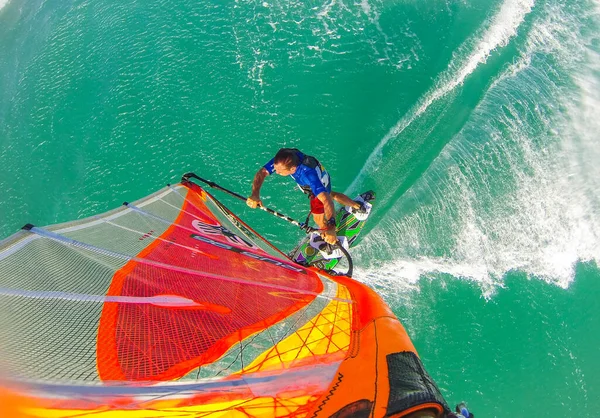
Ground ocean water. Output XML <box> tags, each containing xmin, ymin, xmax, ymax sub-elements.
<box><xmin>1</xmin><ymin>0</ymin><xmax>599</xmax><ymax>416</ymax></box>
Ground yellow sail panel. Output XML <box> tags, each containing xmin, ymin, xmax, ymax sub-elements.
<box><xmin>239</xmin><ymin>278</ymin><xmax>351</xmax><ymax>374</ymax></box>
<box><xmin>24</xmin><ymin>395</ymin><xmax>317</xmax><ymax>418</ymax></box>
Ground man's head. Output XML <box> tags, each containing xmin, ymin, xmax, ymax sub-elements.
<box><xmin>273</xmin><ymin>148</ymin><xmax>300</xmax><ymax>176</ymax></box>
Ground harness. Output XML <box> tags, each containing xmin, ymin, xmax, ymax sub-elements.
<box><xmin>288</xmin><ymin>148</ymin><xmax>323</xmax><ymax>196</ymax></box>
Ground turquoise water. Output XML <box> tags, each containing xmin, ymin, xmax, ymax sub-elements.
<box><xmin>1</xmin><ymin>0</ymin><xmax>599</xmax><ymax>416</ymax></box>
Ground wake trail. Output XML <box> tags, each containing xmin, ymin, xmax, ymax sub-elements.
<box><xmin>355</xmin><ymin>1</ymin><xmax>600</xmax><ymax>291</ymax></box>
<box><xmin>347</xmin><ymin>0</ymin><xmax>535</xmax><ymax>195</ymax></box>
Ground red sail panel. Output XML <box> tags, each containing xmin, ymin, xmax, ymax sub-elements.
<box><xmin>97</xmin><ymin>186</ymin><xmax>323</xmax><ymax>381</ymax></box>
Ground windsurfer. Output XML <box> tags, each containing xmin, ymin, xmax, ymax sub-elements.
<box><xmin>247</xmin><ymin>148</ymin><xmax>366</xmax><ymax>245</ymax></box>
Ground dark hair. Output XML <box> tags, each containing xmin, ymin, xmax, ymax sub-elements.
<box><xmin>273</xmin><ymin>148</ymin><xmax>300</xmax><ymax>168</ymax></box>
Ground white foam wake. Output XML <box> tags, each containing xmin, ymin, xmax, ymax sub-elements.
<box><xmin>354</xmin><ymin>257</ymin><xmax>499</xmax><ymax>300</ymax></box>
<box><xmin>348</xmin><ymin>0</ymin><xmax>535</xmax><ymax>193</ymax></box>
<box><xmin>356</xmin><ymin>3</ymin><xmax>600</xmax><ymax>293</ymax></box>
<box><xmin>0</xmin><ymin>0</ymin><xmax>10</xmax><ymax>12</ymax></box>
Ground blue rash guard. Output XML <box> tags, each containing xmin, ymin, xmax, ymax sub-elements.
<box><xmin>263</xmin><ymin>150</ymin><xmax>331</xmax><ymax>197</ymax></box>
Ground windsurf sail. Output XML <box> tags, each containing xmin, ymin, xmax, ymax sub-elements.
<box><xmin>0</xmin><ymin>178</ymin><xmax>450</xmax><ymax>417</ymax></box>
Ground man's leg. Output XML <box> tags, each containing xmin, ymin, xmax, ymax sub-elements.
<box><xmin>331</xmin><ymin>191</ymin><xmax>361</xmax><ymax>210</ymax></box>
<box><xmin>310</xmin><ymin>196</ymin><xmax>337</xmax><ymax>244</ymax></box>
<box><xmin>309</xmin><ymin>195</ymin><xmax>327</xmax><ymax>228</ymax></box>
<box><xmin>312</xmin><ymin>213</ymin><xmax>326</xmax><ymax>229</ymax></box>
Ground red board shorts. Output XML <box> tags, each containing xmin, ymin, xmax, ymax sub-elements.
<box><xmin>310</xmin><ymin>195</ymin><xmax>324</xmax><ymax>214</ymax></box>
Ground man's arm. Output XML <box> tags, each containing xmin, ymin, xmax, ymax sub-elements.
<box><xmin>247</xmin><ymin>167</ymin><xmax>269</xmax><ymax>208</ymax></box>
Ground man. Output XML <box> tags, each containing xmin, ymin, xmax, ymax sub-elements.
<box><xmin>246</xmin><ymin>148</ymin><xmax>365</xmax><ymax>245</ymax></box>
